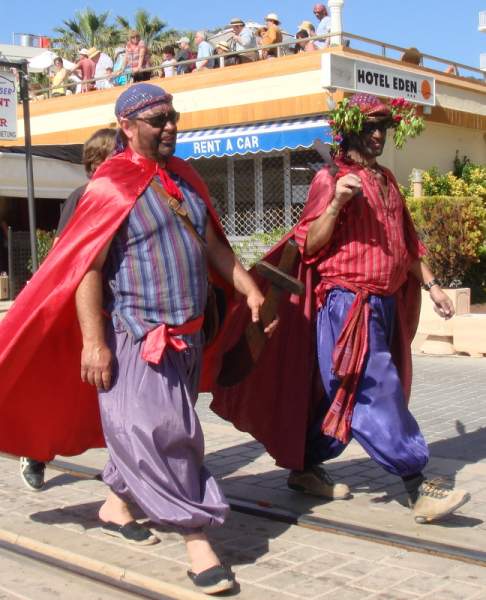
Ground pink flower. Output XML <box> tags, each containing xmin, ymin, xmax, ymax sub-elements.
<box><xmin>391</xmin><ymin>97</ymin><xmax>406</xmax><ymax>108</ymax></box>
<box><xmin>333</xmin><ymin>134</ymin><xmax>343</xmax><ymax>143</ymax></box>
<box><xmin>393</xmin><ymin>115</ymin><xmax>403</xmax><ymax>123</ymax></box>
<box><xmin>329</xmin><ymin>119</ymin><xmax>335</xmax><ymax>126</ymax></box>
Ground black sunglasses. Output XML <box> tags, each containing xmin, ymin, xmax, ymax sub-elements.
<box><xmin>133</xmin><ymin>111</ymin><xmax>180</xmax><ymax>128</ymax></box>
<box><xmin>362</xmin><ymin>120</ymin><xmax>391</xmax><ymax>135</ymax></box>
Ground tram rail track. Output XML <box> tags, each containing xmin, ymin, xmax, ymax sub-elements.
<box><xmin>1</xmin><ymin>452</ymin><xmax>484</xmax><ymax>600</ymax></box>
<box><xmin>44</xmin><ymin>457</ymin><xmax>486</xmax><ymax>568</ymax></box>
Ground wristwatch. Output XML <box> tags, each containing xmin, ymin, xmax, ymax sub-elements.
<box><xmin>423</xmin><ymin>278</ymin><xmax>439</xmax><ymax>291</ymax></box>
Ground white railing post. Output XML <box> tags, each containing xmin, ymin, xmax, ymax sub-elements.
<box><xmin>328</xmin><ymin>0</ymin><xmax>345</xmax><ymax>46</ymax></box>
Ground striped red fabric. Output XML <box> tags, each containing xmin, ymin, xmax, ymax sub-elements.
<box><xmin>294</xmin><ymin>159</ymin><xmax>425</xmax><ymax>300</ymax></box>
<box><xmin>294</xmin><ymin>159</ymin><xmax>426</xmax><ymax>443</ymax></box>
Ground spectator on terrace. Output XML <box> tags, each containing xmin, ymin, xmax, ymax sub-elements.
<box><xmin>260</xmin><ymin>13</ymin><xmax>283</xmax><ymax>58</ymax></box>
<box><xmin>97</xmin><ymin>67</ymin><xmax>114</xmax><ymax>89</ymax></box>
<box><xmin>120</xmin><ymin>30</ymin><xmax>151</xmax><ymax>82</ymax></box>
<box><xmin>445</xmin><ymin>64</ymin><xmax>459</xmax><ymax>76</ymax></box>
<box><xmin>294</xmin><ymin>29</ymin><xmax>318</xmax><ymax>53</ymax></box>
<box><xmin>194</xmin><ymin>31</ymin><xmax>215</xmax><ymax>70</ymax></box>
<box><xmin>161</xmin><ymin>46</ymin><xmax>177</xmax><ymax>77</ymax></box>
<box><xmin>91</xmin><ymin>48</ymin><xmax>114</xmax><ymax>90</ymax></box>
<box><xmin>401</xmin><ymin>47</ymin><xmax>422</xmax><ymax>66</ymax></box>
<box><xmin>215</xmin><ymin>41</ymin><xmax>239</xmax><ymax>67</ymax></box>
<box><xmin>73</xmin><ymin>48</ymin><xmax>96</xmax><ymax>92</ymax></box>
<box><xmin>313</xmin><ymin>3</ymin><xmax>331</xmax><ymax>48</ymax></box>
<box><xmin>298</xmin><ymin>20</ymin><xmax>316</xmax><ymax>37</ymax></box>
<box><xmin>50</xmin><ymin>57</ymin><xmax>69</xmax><ymax>96</ymax></box>
<box><xmin>228</xmin><ymin>17</ymin><xmax>258</xmax><ymax>63</ymax></box>
<box><xmin>176</xmin><ymin>37</ymin><xmax>196</xmax><ymax>74</ymax></box>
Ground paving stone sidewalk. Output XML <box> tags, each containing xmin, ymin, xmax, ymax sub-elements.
<box><xmin>1</xmin><ymin>454</ymin><xmax>486</xmax><ymax>600</ymax></box>
<box><xmin>0</xmin><ymin>354</ymin><xmax>485</xmax><ymax>599</ymax></box>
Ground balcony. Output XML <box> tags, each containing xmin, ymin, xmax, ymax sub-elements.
<box><xmin>479</xmin><ymin>11</ymin><xmax>486</xmax><ymax>32</ymax></box>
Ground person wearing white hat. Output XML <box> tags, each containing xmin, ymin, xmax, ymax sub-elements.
<box><xmin>175</xmin><ymin>37</ymin><xmax>196</xmax><ymax>74</ymax></box>
<box><xmin>260</xmin><ymin>12</ymin><xmax>283</xmax><ymax>58</ymax></box>
<box><xmin>228</xmin><ymin>17</ymin><xmax>258</xmax><ymax>63</ymax></box>
<box><xmin>72</xmin><ymin>48</ymin><xmax>96</xmax><ymax>92</ymax></box>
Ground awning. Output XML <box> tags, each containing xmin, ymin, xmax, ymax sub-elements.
<box><xmin>0</xmin><ymin>144</ymin><xmax>83</xmax><ymax>164</ymax></box>
<box><xmin>175</xmin><ymin>117</ymin><xmax>331</xmax><ymax>160</ymax></box>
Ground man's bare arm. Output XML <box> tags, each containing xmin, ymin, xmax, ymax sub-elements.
<box><xmin>409</xmin><ymin>259</ymin><xmax>454</xmax><ymax>319</ymax></box>
<box><xmin>75</xmin><ymin>239</ymin><xmax>113</xmax><ymax>390</ymax></box>
<box><xmin>305</xmin><ymin>173</ymin><xmax>362</xmax><ymax>256</ymax></box>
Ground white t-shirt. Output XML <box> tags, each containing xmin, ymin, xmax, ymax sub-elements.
<box><xmin>162</xmin><ymin>58</ymin><xmax>177</xmax><ymax>77</ymax></box>
<box><xmin>315</xmin><ymin>16</ymin><xmax>331</xmax><ymax>48</ymax></box>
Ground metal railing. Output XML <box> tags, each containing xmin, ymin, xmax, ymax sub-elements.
<box><xmin>28</xmin><ymin>30</ymin><xmax>486</xmax><ymax>99</ymax></box>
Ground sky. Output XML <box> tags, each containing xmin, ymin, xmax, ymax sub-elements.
<box><xmin>1</xmin><ymin>0</ymin><xmax>485</xmax><ymax>70</ymax></box>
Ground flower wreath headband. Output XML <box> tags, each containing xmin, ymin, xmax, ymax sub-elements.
<box><xmin>328</xmin><ymin>94</ymin><xmax>425</xmax><ymax>154</ymax></box>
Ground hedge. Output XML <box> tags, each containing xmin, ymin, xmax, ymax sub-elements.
<box><xmin>407</xmin><ymin>195</ymin><xmax>486</xmax><ymax>293</ymax></box>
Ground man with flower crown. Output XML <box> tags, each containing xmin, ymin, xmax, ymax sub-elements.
<box><xmin>211</xmin><ymin>92</ymin><xmax>470</xmax><ymax>524</ymax></box>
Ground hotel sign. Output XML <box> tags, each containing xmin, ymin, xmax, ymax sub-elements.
<box><xmin>0</xmin><ymin>71</ymin><xmax>17</xmax><ymax>140</ymax></box>
<box><xmin>322</xmin><ymin>54</ymin><xmax>436</xmax><ymax>106</ymax></box>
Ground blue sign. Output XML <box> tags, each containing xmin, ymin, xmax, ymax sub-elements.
<box><xmin>176</xmin><ymin>118</ymin><xmax>332</xmax><ymax>160</ymax></box>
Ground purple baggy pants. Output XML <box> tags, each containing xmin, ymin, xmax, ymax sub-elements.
<box><xmin>306</xmin><ymin>288</ymin><xmax>429</xmax><ymax>477</ymax></box>
<box><xmin>98</xmin><ymin>319</ymin><xmax>229</xmax><ymax>531</ymax></box>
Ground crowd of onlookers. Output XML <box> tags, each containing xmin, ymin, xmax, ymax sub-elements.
<box><xmin>45</xmin><ymin>4</ymin><xmax>332</xmax><ymax>96</ymax></box>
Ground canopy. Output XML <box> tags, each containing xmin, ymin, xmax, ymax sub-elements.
<box><xmin>176</xmin><ymin>117</ymin><xmax>332</xmax><ymax>160</ymax></box>
<box><xmin>28</xmin><ymin>51</ymin><xmax>76</xmax><ymax>73</ymax></box>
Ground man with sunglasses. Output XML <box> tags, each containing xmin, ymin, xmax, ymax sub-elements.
<box><xmin>212</xmin><ymin>92</ymin><xmax>469</xmax><ymax>525</ymax></box>
<box><xmin>76</xmin><ymin>83</ymin><xmax>278</xmax><ymax>593</ymax></box>
<box><xmin>0</xmin><ymin>83</ymin><xmax>276</xmax><ymax>595</ymax></box>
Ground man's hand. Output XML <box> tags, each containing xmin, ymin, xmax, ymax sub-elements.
<box><xmin>246</xmin><ymin>290</ymin><xmax>279</xmax><ymax>337</ymax></box>
<box><xmin>332</xmin><ymin>173</ymin><xmax>362</xmax><ymax>209</ymax></box>
<box><xmin>81</xmin><ymin>343</ymin><xmax>113</xmax><ymax>391</ymax></box>
<box><xmin>430</xmin><ymin>286</ymin><xmax>455</xmax><ymax>320</ymax></box>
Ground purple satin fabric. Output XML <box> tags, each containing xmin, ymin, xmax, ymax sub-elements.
<box><xmin>307</xmin><ymin>288</ymin><xmax>429</xmax><ymax>477</ymax></box>
<box><xmin>99</xmin><ymin>319</ymin><xmax>229</xmax><ymax>531</ymax></box>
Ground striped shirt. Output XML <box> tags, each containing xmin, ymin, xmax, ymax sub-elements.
<box><xmin>103</xmin><ymin>174</ymin><xmax>208</xmax><ymax>341</ymax></box>
<box><xmin>294</xmin><ymin>161</ymin><xmax>425</xmax><ymax>297</ymax></box>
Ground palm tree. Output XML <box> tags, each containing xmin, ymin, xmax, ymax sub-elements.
<box><xmin>115</xmin><ymin>9</ymin><xmax>172</xmax><ymax>46</ymax></box>
<box><xmin>53</xmin><ymin>8</ymin><xmax>120</xmax><ymax>59</ymax></box>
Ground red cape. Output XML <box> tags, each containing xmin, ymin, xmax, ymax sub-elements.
<box><xmin>0</xmin><ymin>150</ymin><xmax>231</xmax><ymax>461</ymax></box>
<box><xmin>210</xmin><ymin>166</ymin><xmax>421</xmax><ymax>471</ymax></box>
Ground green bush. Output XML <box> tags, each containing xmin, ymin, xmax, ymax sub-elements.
<box><xmin>27</xmin><ymin>229</ymin><xmax>56</xmax><ymax>273</ymax></box>
<box><xmin>406</xmin><ymin>162</ymin><xmax>486</xmax><ymax>199</ymax></box>
<box><xmin>407</xmin><ymin>196</ymin><xmax>486</xmax><ymax>289</ymax></box>
<box><xmin>231</xmin><ymin>229</ymin><xmax>287</xmax><ymax>267</ymax></box>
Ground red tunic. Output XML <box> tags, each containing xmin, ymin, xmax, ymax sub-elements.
<box><xmin>294</xmin><ymin>158</ymin><xmax>425</xmax><ymax>296</ymax></box>
<box><xmin>210</xmin><ymin>161</ymin><xmax>424</xmax><ymax>468</ymax></box>
<box><xmin>293</xmin><ymin>158</ymin><xmax>425</xmax><ymax>442</ymax></box>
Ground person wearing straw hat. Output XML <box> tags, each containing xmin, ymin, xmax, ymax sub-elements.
<box><xmin>228</xmin><ymin>17</ymin><xmax>258</xmax><ymax>63</ymax></box>
<box><xmin>215</xmin><ymin>40</ymin><xmax>239</xmax><ymax>67</ymax></box>
<box><xmin>298</xmin><ymin>20</ymin><xmax>316</xmax><ymax>37</ymax></box>
<box><xmin>260</xmin><ymin>12</ymin><xmax>283</xmax><ymax>58</ymax></box>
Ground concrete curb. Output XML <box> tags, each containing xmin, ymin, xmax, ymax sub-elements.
<box><xmin>0</xmin><ymin>526</ymin><xmax>208</xmax><ymax>600</ymax></box>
